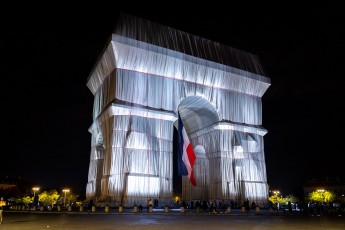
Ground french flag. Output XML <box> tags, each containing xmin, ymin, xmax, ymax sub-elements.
<box><xmin>178</xmin><ymin>111</ymin><xmax>196</xmax><ymax>186</ymax></box>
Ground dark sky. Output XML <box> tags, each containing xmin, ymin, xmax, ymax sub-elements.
<box><xmin>3</xmin><ymin>2</ymin><xmax>344</xmax><ymax>197</ymax></box>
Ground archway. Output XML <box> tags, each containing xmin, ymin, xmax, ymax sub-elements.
<box><xmin>175</xmin><ymin>96</ymin><xmax>219</xmax><ymax>201</ymax></box>
<box><xmin>176</xmin><ymin>95</ymin><xmax>220</xmax><ymax>135</ymax></box>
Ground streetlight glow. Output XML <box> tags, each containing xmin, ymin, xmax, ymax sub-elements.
<box><xmin>316</xmin><ymin>189</ymin><xmax>326</xmax><ymax>203</ymax></box>
<box><xmin>273</xmin><ymin>190</ymin><xmax>280</xmax><ymax>195</ymax></box>
<box><xmin>32</xmin><ymin>187</ymin><xmax>40</xmax><ymax>198</ymax></box>
<box><xmin>62</xmin><ymin>189</ymin><xmax>70</xmax><ymax>207</ymax></box>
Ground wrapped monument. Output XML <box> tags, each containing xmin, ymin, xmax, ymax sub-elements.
<box><xmin>86</xmin><ymin>13</ymin><xmax>271</xmax><ymax>207</ymax></box>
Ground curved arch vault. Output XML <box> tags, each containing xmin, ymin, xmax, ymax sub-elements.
<box><xmin>86</xmin><ymin>14</ymin><xmax>271</xmax><ymax>207</ymax></box>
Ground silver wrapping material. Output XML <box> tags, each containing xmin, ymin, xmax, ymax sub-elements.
<box><xmin>86</xmin><ymin>14</ymin><xmax>270</xmax><ymax>207</ymax></box>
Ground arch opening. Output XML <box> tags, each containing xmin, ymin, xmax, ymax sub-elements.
<box><xmin>175</xmin><ymin>96</ymin><xmax>220</xmax><ymax>134</ymax></box>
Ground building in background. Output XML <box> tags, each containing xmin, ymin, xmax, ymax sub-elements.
<box><xmin>304</xmin><ymin>178</ymin><xmax>345</xmax><ymax>196</ymax></box>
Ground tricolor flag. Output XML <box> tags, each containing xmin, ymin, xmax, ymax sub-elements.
<box><xmin>177</xmin><ymin>111</ymin><xmax>196</xmax><ymax>186</ymax></box>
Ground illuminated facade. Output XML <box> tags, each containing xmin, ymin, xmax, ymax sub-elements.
<box><xmin>86</xmin><ymin>14</ymin><xmax>271</xmax><ymax>207</ymax></box>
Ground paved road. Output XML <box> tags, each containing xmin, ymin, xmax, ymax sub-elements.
<box><xmin>1</xmin><ymin>210</ymin><xmax>344</xmax><ymax>230</ymax></box>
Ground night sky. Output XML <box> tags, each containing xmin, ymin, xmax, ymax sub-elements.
<box><xmin>3</xmin><ymin>2</ymin><xmax>344</xmax><ymax>197</ymax></box>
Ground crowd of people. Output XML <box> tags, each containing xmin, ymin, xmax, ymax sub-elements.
<box><xmin>174</xmin><ymin>199</ymin><xmax>260</xmax><ymax>214</ymax></box>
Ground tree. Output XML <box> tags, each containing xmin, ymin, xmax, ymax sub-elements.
<box><xmin>308</xmin><ymin>190</ymin><xmax>334</xmax><ymax>203</ymax></box>
<box><xmin>284</xmin><ymin>194</ymin><xmax>299</xmax><ymax>203</ymax></box>
<box><xmin>268</xmin><ymin>193</ymin><xmax>284</xmax><ymax>205</ymax></box>
<box><xmin>38</xmin><ymin>190</ymin><xmax>60</xmax><ymax>206</ymax></box>
<box><xmin>21</xmin><ymin>196</ymin><xmax>32</xmax><ymax>205</ymax></box>
<box><xmin>65</xmin><ymin>193</ymin><xmax>78</xmax><ymax>206</ymax></box>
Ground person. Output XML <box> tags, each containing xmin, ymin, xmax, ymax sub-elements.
<box><xmin>0</xmin><ymin>205</ymin><xmax>2</xmax><ymax>224</ymax></box>
<box><xmin>220</xmin><ymin>200</ymin><xmax>225</xmax><ymax>213</ymax></box>
<box><xmin>288</xmin><ymin>201</ymin><xmax>292</xmax><ymax>213</ymax></box>
<box><xmin>230</xmin><ymin>200</ymin><xmax>234</xmax><ymax>209</ymax></box>
<box><xmin>245</xmin><ymin>199</ymin><xmax>250</xmax><ymax>212</ymax></box>
<box><xmin>88</xmin><ymin>199</ymin><xmax>93</xmax><ymax>211</ymax></box>
<box><xmin>147</xmin><ymin>198</ymin><xmax>153</xmax><ymax>212</ymax></box>
<box><xmin>251</xmin><ymin>201</ymin><xmax>256</xmax><ymax>210</ymax></box>
<box><xmin>190</xmin><ymin>200</ymin><xmax>194</xmax><ymax>211</ymax></box>
<box><xmin>0</xmin><ymin>197</ymin><xmax>4</xmax><ymax>224</ymax></box>
<box><xmin>212</xmin><ymin>199</ymin><xmax>217</xmax><ymax>213</ymax></box>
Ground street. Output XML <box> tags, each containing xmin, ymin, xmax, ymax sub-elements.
<box><xmin>0</xmin><ymin>211</ymin><xmax>344</xmax><ymax>230</ymax></box>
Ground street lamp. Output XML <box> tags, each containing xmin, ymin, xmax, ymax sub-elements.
<box><xmin>273</xmin><ymin>190</ymin><xmax>280</xmax><ymax>196</ymax></box>
<box><xmin>32</xmin><ymin>187</ymin><xmax>40</xmax><ymax>198</ymax></box>
<box><xmin>62</xmin><ymin>189</ymin><xmax>70</xmax><ymax>207</ymax></box>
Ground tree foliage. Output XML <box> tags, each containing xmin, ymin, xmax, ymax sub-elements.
<box><xmin>308</xmin><ymin>190</ymin><xmax>334</xmax><ymax>203</ymax></box>
<box><xmin>284</xmin><ymin>194</ymin><xmax>299</xmax><ymax>203</ymax></box>
<box><xmin>38</xmin><ymin>190</ymin><xmax>60</xmax><ymax>206</ymax></box>
<box><xmin>65</xmin><ymin>193</ymin><xmax>78</xmax><ymax>204</ymax></box>
<box><xmin>268</xmin><ymin>194</ymin><xmax>299</xmax><ymax>205</ymax></box>
<box><xmin>21</xmin><ymin>196</ymin><xmax>33</xmax><ymax>205</ymax></box>
<box><xmin>268</xmin><ymin>194</ymin><xmax>283</xmax><ymax>204</ymax></box>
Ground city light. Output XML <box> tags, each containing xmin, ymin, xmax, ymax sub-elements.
<box><xmin>62</xmin><ymin>189</ymin><xmax>70</xmax><ymax>207</ymax></box>
<box><xmin>32</xmin><ymin>187</ymin><xmax>40</xmax><ymax>198</ymax></box>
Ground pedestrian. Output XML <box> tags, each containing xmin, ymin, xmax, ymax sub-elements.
<box><xmin>245</xmin><ymin>199</ymin><xmax>250</xmax><ymax>212</ymax></box>
<box><xmin>0</xmin><ymin>206</ymin><xmax>4</xmax><ymax>224</ymax></box>
<box><xmin>288</xmin><ymin>201</ymin><xmax>292</xmax><ymax>213</ymax></box>
<box><xmin>88</xmin><ymin>199</ymin><xmax>93</xmax><ymax>211</ymax></box>
<box><xmin>190</xmin><ymin>200</ymin><xmax>194</xmax><ymax>211</ymax></box>
<box><xmin>0</xmin><ymin>197</ymin><xmax>4</xmax><ymax>224</ymax></box>
<box><xmin>0</xmin><ymin>205</ymin><xmax>2</xmax><ymax>224</ymax></box>
<box><xmin>147</xmin><ymin>198</ymin><xmax>153</xmax><ymax>212</ymax></box>
<box><xmin>251</xmin><ymin>201</ymin><xmax>256</xmax><ymax>210</ymax></box>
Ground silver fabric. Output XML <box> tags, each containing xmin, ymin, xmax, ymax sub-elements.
<box><xmin>86</xmin><ymin>14</ymin><xmax>270</xmax><ymax>207</ymax></box>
